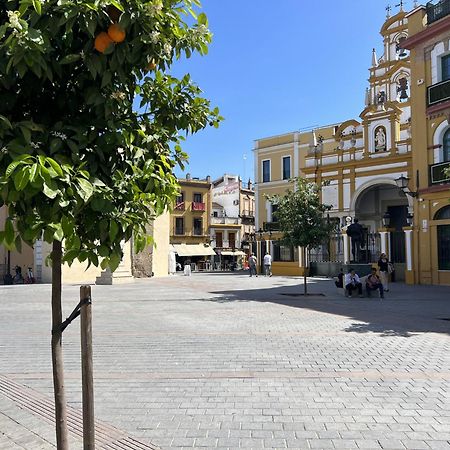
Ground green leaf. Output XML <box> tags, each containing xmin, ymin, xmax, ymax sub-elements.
<box><xmin>109</xmin><ymin>252</ymin><xmax>121</xmax><ymax>271</ymax></box>
<box><xmin>53</xmin><ymin>224</ymin><xmax>64</xmax><ymax>241</ymax></box>
<box><xmin>109</xmin><ymin>0</ymin><xmax>124</xmax><ymax>12</ymax></box>
<box><xmin>0</xmin><ymin>115</ymin><xmax>12</xmax><ymax>129</ymax></box>
<box><xmin>29</xmin><ymin>163</ymin><xmax>38</xmax><ymax>182</ymax></box>
<box><xmin>60</xmin><ymin>54</ymin><xmax>81</xmax><ymax>65</ymax></box>
<box><xmin>198</xmin><ymin>13</ymin><xmax>208</xmax><ymax>26</ymax></box>
<box><xmin>61</xmin><ymin>216</ymin><xmax>74</xmax><ymax>236</ymax></box>
<box><xmin>77</xmin><ymin>178</ymin><xmax>94</xmax><ymax>201</ymax></box>
<box><xmin>46</xmin><ymin>158</ymin><xmax>64</xmax><ymax>177</ymax></box>
<box><xmin>14</xmin><ymin>168</ymin><xmax>30</xmax><ymax>191</ymax></box>
<box><xmin>5</xmin><ymin>219</ymin><xmax>14</xmax><ymax>245</ymax></box>
<box><xmin>109</xmin><ymin>220</ymin><xmax>119</xmax><ymax>242</ymax></box>
<box><xmin>5</xmin><ymin>161</ymin><xmax>22</xmax><ymax>178</ymax></box>
<box><xmin>32</xmin><ymin>0</ymin><xmax>42</xmax><ymax>15</ymax></box>
<box><xmin>43</xmin><ymin>183</ymin><xmax>59</xmax><ymax>199</ymax></box>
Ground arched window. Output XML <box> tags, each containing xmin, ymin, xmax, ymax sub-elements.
<box><xmin>435</xmin><ymin>206</ymin><xmax>450</xmax><ymax>270</ymax></box>
<box><xmin>434</xmin><ymin>205</ymin><xmax>450</xmax><ymax>220</ymax></box>
<box><xmin>443</xmin><ymin>129</ymin><xmax>450</xmax><ymax>162</ymax></box>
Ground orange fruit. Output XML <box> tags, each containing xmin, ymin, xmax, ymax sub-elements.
<box><xmin>94</xmin><ymin>32</ymin><xmax>114</xmax><ymax>53</ymax></box>
<box><xmin>146</xmin><ymin>59</ymin><xmax>157</xmax><ymax>71</ymax></box>
<box><xmin>107</xmin><ymin>23</ymin><xmax>126</xmax><ymax>43</ymax></box>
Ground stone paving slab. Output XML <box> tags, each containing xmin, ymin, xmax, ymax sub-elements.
<box><xmin>1</xmin><ymin>273</ymin><xmax>450</xmax><ymax>449</ymax></box>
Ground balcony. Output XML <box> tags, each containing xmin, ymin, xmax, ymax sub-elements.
<box><xmin>427</xmin><ymin>0</ymin><xmax>450</xmax><ymax>25</ymax></box>
<box><xmin>192</xmin><ymin>202</ymin><xmax>206</xmax><ymax>212</ymax></box>
<box><xmin>174</xmin><ymin>201</ymin><xmax>185</xmax><ymax>211</ymax></box>
<box><xmin>210</xmin><ymin>216</ymin><xmax>239</xmax><ymax>225</ymax></box>
<box><xmin>263</xmin><ymin>221</ymin><xmax>280</xmax><ymax>232</ymax></box>
<box><xmin>428</xmin><ymin>79</ymin><xmax>450</xmax><ymax>106</ymax></box>
<box><xmin>430</xmin><ymin>161</ymin><xmax>450</xmax><ymax>184</ymax></box>
<box><xmin>240</xmin><ymin>210</ymin><xmax>255</xmax><ymax>222</ymax></box>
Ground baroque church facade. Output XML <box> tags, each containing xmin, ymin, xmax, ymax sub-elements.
<box><xmin>254</xmin><ymin>5</ymin><xmax>450</xmax><ymax>285</ymax></box>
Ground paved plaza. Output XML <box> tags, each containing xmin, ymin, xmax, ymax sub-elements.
<box><xmin>1</xmin><ymin>273</ymin><xmax>450</xmax><ymax>449</ymax></box>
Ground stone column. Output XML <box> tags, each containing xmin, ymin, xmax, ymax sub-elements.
<box><xmin>378</xmin><ymin>227</ymin><xmax>392</xmax><ymax>258</ymax></box>
<box><xmin>403</xmin><ymin>226</ymin><xmax>414</xmax><ymax>284</ymax></box>
<box><xmin>342</xmin><ymin>227</ymin><xmax>350</xmax><ymax>264</ymax></box>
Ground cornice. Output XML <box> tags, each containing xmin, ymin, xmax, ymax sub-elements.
<box><xmin>403</xmin><ymin>15</ymin><xmax>450</xmax><ymax>49</ymax></box>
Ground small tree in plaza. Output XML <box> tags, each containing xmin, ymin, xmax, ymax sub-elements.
<box><xmin>267</xmin><ymin>177</ymin><xmax>333</xmax><ymax>295</ymax></box>
<box><xmin>0</xmin><ymin>0</ymin><xmax>220</xmax><ymax>447</ymax></box>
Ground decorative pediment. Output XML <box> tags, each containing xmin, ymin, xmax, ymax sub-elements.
<box><xmin>380</xmin><ymin>11</ymin><xmax>407</xmax><ymax>36</ymax></box>
<box><xmin>334</xmin><ymin>120</ymin><xmax>361</xmax><ymax>139</ymax></box>
<box><xmin>360</xmin><ymin>101</ymin><xmax>403</xmax><ymax>120</ymax></box>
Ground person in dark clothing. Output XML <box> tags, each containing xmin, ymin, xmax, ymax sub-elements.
<box><xmin>346</xmin><ymin>218</ymin><xmax>364</xmax><ymax>262</ymax></box>
<box><xmin>377</xmin><ymin>252</ymin><xmax>390</xmax><ymax>291</ymax></box>
<box><xmin>334</xmin><ymin>268</ymin><xmax>344</xmax><ymax>288</ymax></box>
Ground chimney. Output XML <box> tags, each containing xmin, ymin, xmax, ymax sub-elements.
<box><xmin>248</xmin><ymin>179</ymin><xmax>252</xmax><ymax>190</ymax></box>
<box><xmin>206</xmin><ymin>175</ymin><xmax>211</xmax><ymax>183</ymax></box>
<box><xmin>186</xmin><ymin>173</ymin><xmax>191</xmax><ymax>181</ymax></box>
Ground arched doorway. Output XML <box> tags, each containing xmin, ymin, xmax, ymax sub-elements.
<box><xmin>353</xmin><ymin>183</ymin><xmax>409</xmax><ymax>264</ymax></box>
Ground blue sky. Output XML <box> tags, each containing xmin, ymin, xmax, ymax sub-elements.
<box><xmin>171</xmin><ymin>0</ymin><xmax>403</xmax><ymax>181</ymax></box>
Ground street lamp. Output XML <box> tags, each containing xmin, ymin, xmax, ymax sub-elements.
<box><xmin>382</xmin><ymin>212</ymin><xmax>391</xmax><ymax>228</ymax></box>
<box><xmin>395</xmin><ymin>175</ymin><xmax>417</xmax><ymax>197</ymax></box>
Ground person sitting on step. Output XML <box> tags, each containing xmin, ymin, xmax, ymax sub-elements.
<box><xmin>366</xmin><ymin>267</ymin><xmax>384</xmax><ymax>299</ymax></box>
<box><xmin>344</xmin><ymin>268</ymin><xmax>363</xmax><ymax>298</ymax></box>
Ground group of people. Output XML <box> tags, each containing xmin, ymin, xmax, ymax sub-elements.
<box><xmin>248</xmin><ymin>252</ymin><xmax>272</xmax><ymax>277</ymax></box>
<box><xmin>335</xmin><ymin>253</ymin><xmax>393</xmax><ymax>299</ymax></box>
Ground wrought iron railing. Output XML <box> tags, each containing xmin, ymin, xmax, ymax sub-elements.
<box><xmin>427</xmin><ymin>0</ymin><xmax>450</xmax><ymax>24</ymax></box>
<box><xmin>309</xmin><ymin>234</ymin><xmax>344</xmax><ymax>263</ymax></box>
<box><xmin>428</xmin><ymin>79</ymin><xmax>450</xmax><ymax>106</ymax></box>
<box><xmin>263</xmin><ymin>221</ymin><xmax>280</xmax><ymax>231</ymax></box>
<box><xmin>240</xmin><ymin>210</ymin><xmax>255</xmax><ymax>218</ymax></box>
<box><xmin>430</xmin><ymin>161</ymin><xmax>450</xmax><ymax>184</ymax></box>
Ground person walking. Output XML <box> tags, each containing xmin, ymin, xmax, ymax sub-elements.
<box><xmin>248</xmin><ymin>253</ymin><xmax>258</xmax><ymax>277</ymax></box>
<box><xmin>378</xmin><ymin>253</ymin><xmax>390</xmax><ymax>292</ymax></box>
<box><xmin>263</xmin><ymin>252</ymin><xmax>272</xmax><ymax>277</ymax></box>
<box><xmin>344</xmin><ymin>268</ymin><xmax>363</xmax><ymax>298</ymax></box>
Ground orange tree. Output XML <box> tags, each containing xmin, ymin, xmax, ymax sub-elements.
<box><xmin>267</xmin><ymin>178</ymin><xmax>333</xmax><ymax>295</ymax></box>
<box><xmin>0</xmin><ymin>0</ymin><xmax>220</xmax><ymax>447</ymax></box>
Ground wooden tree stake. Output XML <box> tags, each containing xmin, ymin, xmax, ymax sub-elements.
<box><xmin>80</xmin><ymin>285</ymin><xmax>95</xmax><ymax>449</ymax></box>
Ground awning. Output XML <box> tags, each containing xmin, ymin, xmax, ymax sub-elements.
<box><xmin>171</xmin><ymin>243</ymin><xmax>216</xmax><ymax>257</ymax></box>
<box><xmin>220</xmin><ymin>250</ymin><xmax>246</xmax><ymax>256</ymax></box>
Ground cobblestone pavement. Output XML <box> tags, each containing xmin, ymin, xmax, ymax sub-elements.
<box><xmin>1</xmin><ymin>273</ymin><xmax>450</xmax><ymax>449</ymax></box>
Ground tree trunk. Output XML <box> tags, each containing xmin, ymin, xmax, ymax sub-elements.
<box><xmin>51</xmin><ymin>240</ymin><xmax>69</xmax><ymax>449</ymax></box>
<box><xmin>303</xmin><ymin>247</ymin><xmax>307</xmax><ymax>296</ymax></box>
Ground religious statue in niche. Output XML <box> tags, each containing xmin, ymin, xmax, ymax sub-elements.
<box><xmin>374</xmin><ymin>126</ymin><xmax>387</xmax><ymax>152</ymax></box>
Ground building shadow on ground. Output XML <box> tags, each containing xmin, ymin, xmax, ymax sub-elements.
<box><xmin>209</xmin><ymin>276</ymin><xmax>450</xmax><ymax>337</ymax></box>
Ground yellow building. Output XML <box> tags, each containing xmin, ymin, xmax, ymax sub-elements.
<box><xmin>170</xmin><ymin>175</ymin><xmax>216</xmax><ymax>270</ymax></box>
<box><xmin>0</xmin><ymin>207</ymin><xmax>169</xmax><ymax>284</ymax></box>
<box><xmin>402</xmin><ymin>2</ymin><xmax>450</xmax><ymax>285</ymax></box>
<box><xmin>254</xmin><ymin>8</ymin><xmax>423</xmax><ymax>281</ymax></box>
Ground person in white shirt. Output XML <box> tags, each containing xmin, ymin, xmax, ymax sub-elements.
<box><xmin>248</xmin><ymin>253</ymin><xmax>258</xmax><ymax>277</ymax></box>
<box><xmin>344</xmin><ymin>269</ymin><xmax>363</xmax><ymax>298</ymax></box>
<box><xmin>263</xmin><ymin>252</ymin><xmax>272</xmax><ymax>277</ymax></box>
